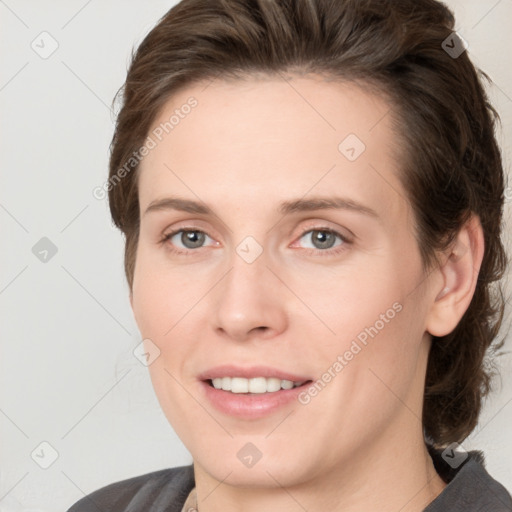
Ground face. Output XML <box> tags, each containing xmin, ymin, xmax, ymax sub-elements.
<box><xmin>130</xmin><ymin>76</ymin><xmax>439</xmax><ymax>488</ymax></box>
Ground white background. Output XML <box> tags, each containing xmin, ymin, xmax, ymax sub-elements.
<box><xmin>1</xmin><ymin>1</ymin><xmax>511</xmax><ymax>510</ymax></box>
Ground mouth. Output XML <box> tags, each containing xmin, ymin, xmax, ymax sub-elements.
<box><xmin>205</xmin><ymin>376</ymin><xmax>312</xmax><ymax>394</ymax></box>
<box><xmin>198</xmin><ymin>365</ymin><xmax>313</xmax><ymax>417</ymax></box>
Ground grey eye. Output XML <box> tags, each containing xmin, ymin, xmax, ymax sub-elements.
<box><xmin>300</xmin><ymin>230</ymin><xmax>343</xmax><ymax>250</ymax></box>
<box><xmin>170</xmin><ymin>230</ymin><xmax>211</xmax><ymax>249</ymax></box>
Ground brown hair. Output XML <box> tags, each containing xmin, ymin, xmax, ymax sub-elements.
<box><xmin>107</xmin><ymin>0</ymin><xmax>508</xmax><ymax>447</ymax></box>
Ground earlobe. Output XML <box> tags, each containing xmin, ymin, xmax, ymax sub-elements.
<box><xmin>426</xmin><ymin>214</ymin><xmax>485</xmax><ymax>337</ymax></box>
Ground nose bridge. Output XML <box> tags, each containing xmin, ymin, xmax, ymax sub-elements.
<box><xmin>211</xmin><ymin>233</ymin><xmax>287</xmax><ymax>340</ymax></box>
<box><xmin>222</xmin><ymin>223</ymin><xmax>271</xmax><ymax>283</ymax></box>
<box><xmin>223</xmin><ymin>235</ymin><xmax>271</xmax><ymax>307</ymax></box>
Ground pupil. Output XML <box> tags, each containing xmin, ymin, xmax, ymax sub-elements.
<box><xmin>184</xmin><ymin>231</ymin><xmax>204</xmax><ymax>248</ymax></box>
<box><xmin>314</xmin><ymin>230</ymin><xmax>334</xmax><ymax>249</ymax></box>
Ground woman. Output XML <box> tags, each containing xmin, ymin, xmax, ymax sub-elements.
<box><xmin>68</xmin><ymin>0</ymin><xmax>512</xmax><ymax>510</ymax></box>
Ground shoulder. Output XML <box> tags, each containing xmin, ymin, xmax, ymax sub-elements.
<box><xmin>426</xmin><ymin>446</ymin><xmax>512</xmax><ymax>511</ymax></box>
<box><xmin>66</xmin><ymin>464</ymin><xmax>195</xmax><ymax>512</ymax></box>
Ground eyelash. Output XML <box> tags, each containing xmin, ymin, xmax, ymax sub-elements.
<box><xmin>159</xmin><ymin>226</ymin><xmax>351</xmax><ymax>257</ymax></box>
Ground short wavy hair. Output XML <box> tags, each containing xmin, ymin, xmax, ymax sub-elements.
<box><xmin>106</xmin><ymin>0</ymin><xmax>508</xmax><ymax>447</ymax></box>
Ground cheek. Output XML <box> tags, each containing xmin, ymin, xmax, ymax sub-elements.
<box><xmin>308</xmin><ymin>260</ymin><xmax>427</xmax><ymax>399</ymax></box>
<box><xmin>303</xmin><ymin>264</ymin><xmax>404</xmax><ymax>346</ymax></box>
<box><xmin>337</xmin><ymin>289</ymin><xmax>430</xmax><ymax>422</ymax></box>
<box><xmin>132</xmin><ymin>232</ymin><xmax>424</xmax><ymax>368</ymax></box>
<box><xmin>131</xmin><ymin>248</ymin><xmax>210</xmax><ymax>399</ymax></box>
<box><xmin>131</xmin><ymin>246</ymin><xmax>198</xmax><ymax>337</ymax></box>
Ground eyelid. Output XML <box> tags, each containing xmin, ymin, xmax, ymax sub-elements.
<box><xmin>160</xmin><ymin>220</ymin><xmax>354</xmax><ymax>255</ymax></box>
<box><xmin>291</xmin><ymin>227</ymin><xmax>351</xmax><ymax>257</ymax></box>
<box><xmin>159</xmin><ymin>219</ymin><xmax>220</xmax><ymax>242</ymax></box>
<box><xmin>160</xmin><ymin>226</ymin><xmax>218</xmax><ymax>251</ymax></box>
<box><xmin>294</xmin><ymin>219</ymin><xmax>355</xmax><ymax>242</ymax></box>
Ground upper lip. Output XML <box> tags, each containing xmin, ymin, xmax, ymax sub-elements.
<box><xmin>198</xmin><ymin>365</ymin><xmax>312</xmax><ymax>382</ymax></box>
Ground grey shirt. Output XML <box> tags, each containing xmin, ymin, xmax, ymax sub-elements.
<box><xmin>67</xmin><ymin>447</ymin><xmax>512</xmax><ymax>511</ymax></box>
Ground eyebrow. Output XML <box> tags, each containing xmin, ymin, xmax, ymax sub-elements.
<box><xmin>144</xmin><ymin>195</ymin><xmax>379</xmax><ymax>219</ymax></box>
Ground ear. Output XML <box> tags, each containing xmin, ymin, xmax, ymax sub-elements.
<box><xmin>425</xmin><ymin>214</ymin><xmax>485</xmax><ymax>337</ymax></box>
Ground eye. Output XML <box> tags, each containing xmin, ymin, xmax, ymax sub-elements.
<box><xmin>160</xmin><ymin>228</ymin><xmax>216</xmax><ymax>254</ymax></box>
<box><xmin>295</xmin><ymin>228</ymin><xmax>350</xmax><ymax>256</ymax></box>
<box><xmin>160</xmin><ymin>226</ymin><xmax>351</xmax><ymax>256</ymax></box>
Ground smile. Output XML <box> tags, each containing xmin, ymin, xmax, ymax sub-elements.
<box><xmin>209</xmin><ymin>376</ymin><xmax>307</xmax><ymax>394</ymax></box>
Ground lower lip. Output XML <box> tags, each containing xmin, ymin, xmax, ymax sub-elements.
<box><xmin>200</xmin><ymin>380</ymin><xmax>311</xmax><ymax>419</ymax></box>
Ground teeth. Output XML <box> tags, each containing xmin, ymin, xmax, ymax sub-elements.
<box><xmin>221</xmin><ymin>376</ymin><xmax>231</xmax><ymax>391</ymax></box>
<box><xmin>211</xmin><ymin>377</ymin><xmax>305</xmax><ymax>394</ymax></box>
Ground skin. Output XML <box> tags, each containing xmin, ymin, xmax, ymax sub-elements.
<box><xmin>130</xmin><ymin>75</ymin><xmax>484</xmax><ymax>512</ymax></box>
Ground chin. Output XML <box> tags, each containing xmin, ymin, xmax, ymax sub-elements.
<box><xmin>198</xmin><ymin>456</ymin><xmax>308</xmax><ymax>488</ymax></box>
<box><xmin>191</xmin><ymin>437</ymin><xmax>321</xmax><ymax>489</ymax></box>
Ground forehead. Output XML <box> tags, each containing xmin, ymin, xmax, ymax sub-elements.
<box><xmin>137</xmin><ymin>75</ymin><xmax>411</xmax><ymax>226</ymax></box>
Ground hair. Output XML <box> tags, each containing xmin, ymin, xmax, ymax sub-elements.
<box><xmin>107</xmin><ymin>0</ymin><xmax>508</xmax><ymax>447</ymax></box>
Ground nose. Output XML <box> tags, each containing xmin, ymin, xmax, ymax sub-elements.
<box><xmin>211</xmin><ymin>245</ymin><xmax>288</xmax><ymax>343</ymax></box>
